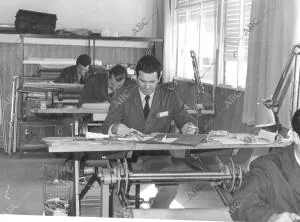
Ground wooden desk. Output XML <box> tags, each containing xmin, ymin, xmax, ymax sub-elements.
<box><xmin>45</xmin><ymin>135</ymin><xmax>291</xmax><ymax>153</ymax></box>
<box><xmin>44</xmin><ymin>134</ymin><xmax>291</xmax><ymax>217</ymax></box>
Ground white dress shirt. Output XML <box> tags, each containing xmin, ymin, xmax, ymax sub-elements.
<box><xmin>138</xmin><ymin>89</ymin><xmax>154</xmax><ymax>109</ymax></box>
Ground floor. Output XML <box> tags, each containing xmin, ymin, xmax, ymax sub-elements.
<box><xmin>0</xmin><ymin>151</ymin><xmax>64</xmax><ymax>215</ymax></box>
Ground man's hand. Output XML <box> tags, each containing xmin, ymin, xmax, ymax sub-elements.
<box><xmin>181</xmin><ymin>122</ymin><xmax>199</xmax><ymax>135</ymax></box>
<box><xmin>111</xmin><ymin>123</ymin><xmax>131</xmax><ymax>137</ymax></box>
<box><xmin>268</xmin><ymin>212</ymin><xmax>300</xmax><ymax>222</ymax></box>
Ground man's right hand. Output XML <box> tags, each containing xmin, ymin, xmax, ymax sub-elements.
<box><xmin>268</xmin><ymin>212</ymin><xmax>300</xmax><ymax>222</ymax></box>
<box><xmin>111</xmin><ymin>123</ymin><xmax>131</xmax><ymax>137</ymax></box>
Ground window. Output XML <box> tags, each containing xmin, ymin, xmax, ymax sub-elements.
<box><xmin>222</xmin><ymin>0</ymin><xmax>252</xmax><ymax>88</ymax></box>
<box><xmin>175</xmin><ymin>0</ymin><xmax>217</xmax><ymax>84</ymax></box>
<box><xmin>175</xmin><ymin>0</ymin><xmax>252</xmax><ymax>88</ymax></box>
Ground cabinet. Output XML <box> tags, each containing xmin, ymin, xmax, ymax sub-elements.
<box><xmin>8</xmin><ymin>33</ymin><xmax>163</xmax><ymax>154</ymax></box>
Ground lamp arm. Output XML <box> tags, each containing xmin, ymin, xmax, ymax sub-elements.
<box><xmin>264</xmin><ymin>44</ymin><xmax>300</xmax><ymax>114</ymax></box>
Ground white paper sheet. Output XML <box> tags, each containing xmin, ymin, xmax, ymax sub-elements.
<box><xmin>85</xmin><ymin>132</ymin><xmax>110</xmax><ymax>139</ymax></box>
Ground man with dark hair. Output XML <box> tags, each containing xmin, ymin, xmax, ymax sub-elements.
<box><xmin>80</xmin><ymin>64</ymin><xmax>135</xmax><ymax>103</ymax></box>
<box><xmin>54</xmin><ymin>54</ymin><xmax>97</xmax><ymax>84</ymax></box>
<box><xmin>102</xmin><ymin>55</ymin><xmax>197</xmax><ymax>135</ymax></box>
<box><xmin>229</xmin><ymin>110</ymin><xmax>300</xmax><ymax>222</ymax></box>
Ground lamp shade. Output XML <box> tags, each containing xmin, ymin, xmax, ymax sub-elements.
<box><xmin>255</xmin><ymin>103</ymin><xmax>276</xmax><ymax>127</ymax></box>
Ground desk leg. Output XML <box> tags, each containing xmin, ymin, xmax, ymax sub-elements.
<box><xmin>73</xmin><ymin>153</ymin><xmax>80</xmax><ymax>216</ymax></box>
<box><xmin>101</xmin><ymin>184</ymin><xmax>109</xmax><ymax>217</ymax></box>
<box><xmin>135</xmin><ymin>184</ymin><xmax>140</xmax><ymax>209</ymax></box>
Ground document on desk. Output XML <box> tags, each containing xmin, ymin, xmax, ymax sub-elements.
<box><xmin>142</xmin><ymin>134</ymin><xmax>207</xmax><ymax>146</ymax></box>
<box><xmin>116</xmin><ymin>132</ymin><xmax>207</xmax><ymax>146</ymax></box>
<box><xmin>116</xmin><ymin>129</ymin><xmax>155</xmax><ymax>142</ymax></box>
<box><xmin>85</xmin><ymin>132</ymin><xmax>110</xmax><ymax>139</ymax></box>
<box><xmin>208</xmin><ymin>133</ymin><xmax>270</xmax><ymax>145</ymax></box>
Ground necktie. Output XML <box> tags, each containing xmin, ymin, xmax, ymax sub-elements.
<box><xmin>79</xmin><ymin>76</ymin><xmax>85</xmax><ymax>84</ymax></box>
<box><xmin>143</xmin><ymin>95</ymin><xmax>150</xmax><ymax>119</ymax></box>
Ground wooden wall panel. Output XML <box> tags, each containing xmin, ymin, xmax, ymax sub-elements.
<box><xmin>23</xmin><ymin>44</ymin><xmax>89</xmax><ymax>76</ymax></box>
<box><xmin>0</xmin><ymin>43</ymin><xmax>22</xmax><ymax>150</ymax></box>
<box><xmin>172</xmin><ymin>79</ymin><xmax>252</xmax><ymax>134</ymax></box>
<box><xmin>22</xmin><ymin>45</ymin><xmax>146</xmax><ymax>76</ymax></box>
<box><xmin>198</xmin><ymin>87</ymin><xmax>252</xmax><ymax>134</ymax></box>
<box><xmin>94</xmin><ymin>47</ymin><xmax>145</xmax><ymax>65</ymax></box>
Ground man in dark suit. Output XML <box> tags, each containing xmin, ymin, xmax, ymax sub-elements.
<box><xmin>80</xmin><ymin>64</ymin><xmax>135</xmax><ymax>103</ymax></box>
<box><xmin>229</xmin><ymin>109</ymin><xmax>300</xmax><ymax>222</ymax></box>
<box><xmin>102</xmin><ymin>55</ymin><xmax>198</xmax><ymax>208</ymax></box>
<box><xmin>54</xmin><ymin>54</ymin><xmax>99</xmax><ymax>84</ymax></box>
<box><xmin>102</xmin><ymin>56</ymin><xmax>197</xmax><ymax>135</ymax></box>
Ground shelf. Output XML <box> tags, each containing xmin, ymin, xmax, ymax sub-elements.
<box><xmin>20</xmin><ymin>33</ymin><xmax>163</xmax><ymax>43</ymax></box>
<box><xmin>19</xmin><ymin>33</ymin><xmax>162</xmax><ymax>48</ymax></box>
<box><xmin>31</xmin><ymin>107</ymin><xmax>109</xmax><ymax>114</ymax></box>
<box><xmin>23</xmin><ymin>58</ymin><xmax>75</xmax><ymax>65</ymax></box>
<box><xmin>23</xmin><ymin>57</ymin><xmax>103</xmax><ymax>66</ymax></box>
<box><xmin>19</xmin><ymin>82</ymin><xmax>83</xmax><ymax>93</ymax></box>
<box><xmin>0</xmin><ymin>31</ymin><xmax>163</xmax><ymax>48</ymax></box>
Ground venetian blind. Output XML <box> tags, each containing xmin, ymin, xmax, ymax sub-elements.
<box><xmin>224</xmin><ymin>0</ymin><xmax>252</xmax><ymax>60</ymax></box>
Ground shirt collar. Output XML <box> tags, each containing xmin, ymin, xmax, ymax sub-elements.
<box><xmin>138</xmin><ymin>89</ymin><xmax>155</xmax><ymax>107</ymax></box>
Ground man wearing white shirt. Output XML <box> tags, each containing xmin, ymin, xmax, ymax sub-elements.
<box><xmin>229</xmin><ymin>109</ymin><xmax>300</xmax><ymax>222</ymax></box>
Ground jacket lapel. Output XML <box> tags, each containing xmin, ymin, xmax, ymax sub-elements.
<box><xmin>148</xmin><ymin>86</ymin><xmax>160</xmax><ymax>120</ymax></box>
<box><xmin>132</xmin><ymin>87</ymin><xmax>146</xmax><ymax>123</ymax></box>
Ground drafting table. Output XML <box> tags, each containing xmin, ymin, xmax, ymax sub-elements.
<box><xmin>44</xmin><ymin>134</ymin><xmax>291</xmax><ymax>218</ymax></box>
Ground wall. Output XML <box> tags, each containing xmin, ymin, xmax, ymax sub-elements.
<box><xmin>173</xmin><ymin>80</ymin><xmax>252</xmax><ymax>133</ymax></box>
<box><xmin>0</xmin><ymin>42</ymin><xmax>22</xmax><ymax>151</ymax></box>
<box><xmin>0</xmin><ymin>0</ymin><xmax>162</xmax><ymax>37</ymax></box>
<box><xmin>199</xmin><ymin>87</ymin><xmax>252</xmax><ymax>134</ymax></box>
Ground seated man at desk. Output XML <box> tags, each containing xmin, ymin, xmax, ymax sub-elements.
<box><xmin>80</xmin><ymin>64</ymin><xmax>135</xmax><ymax>103</ymax></box>
<box><xmin>102</xmin><ymin>55</ymin><xmax>198</xmax><ymax>208</ymax></box>
<box><xmin>102</xmin><ymin>55</ymin><xmax>197</xmax><ymax>135</ymax></box>
<box><xmin>229</xmin><ymin>110</ymin><xmax>300</xmax><ymax>222</ymax></box>
<box><xmin>54</xmin><ymin>54</ymin><xmax>101</xmax><ymax>84</ymax></box>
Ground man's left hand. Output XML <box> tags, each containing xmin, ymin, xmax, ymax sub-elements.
<box><xmin>181</xmin><ymin>122</ymin><xmax>199</xmax><ymax>135</ymax></box>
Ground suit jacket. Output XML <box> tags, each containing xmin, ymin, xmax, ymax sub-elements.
<box><xmin>80</xmin><ymin>73</ymin><xmax>136</xmax><ymax>103</ymax></box>
<box><xmin>102</xmin><ymin>84</ymin><xmax>197</xmax><ymax>134</ymax></box>
<box><xmin>229</xmin><ymin>145</ymin><xmax>300</xmax><ymax>222</ymax></box>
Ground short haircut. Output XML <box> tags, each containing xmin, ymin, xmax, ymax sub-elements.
<box><xmin>135</xmin><ymin>55</ymin><xmax>162</xmax><ymax>79</ymax></box>
<box><xmin>292</xmin><ymin>109</ymin><xmax>300</xmax><ymax>136</ymax></box>
<box><xmin>76</xmin><ymin>54</ymin><xmax>91</xmax><ymax>67</ymax></box>
<box><xmin>109</xmin><ymin>64</ymin><xmax>127</xmax><ymax>82</ymax></box>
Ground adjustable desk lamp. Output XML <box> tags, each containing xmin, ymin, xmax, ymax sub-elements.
<box><xmin>256</xmin><ymin>44</ymin><xmax>300</xmax><ymax>133</ymax></box>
